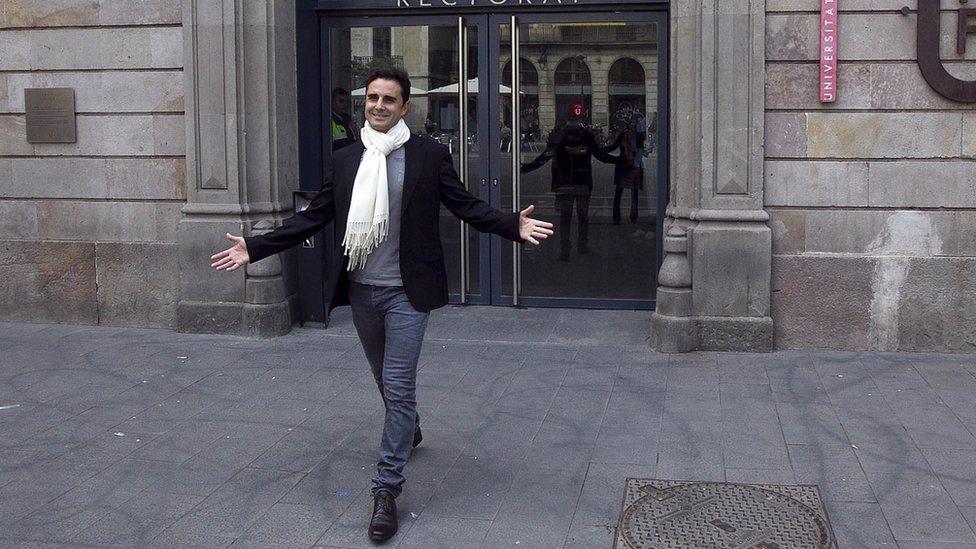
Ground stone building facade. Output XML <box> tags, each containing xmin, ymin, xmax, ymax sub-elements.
<box><xmin>0</xmin><ymin>1</ymin><xmax>185</xmax><ymax>328</ymax></box>
<box><xmin>0</xmin><ymin>0</ymin><xmax>973</xmax><ymax>352</ymax></box>
<box><xmin>764</xmin><ymin>0</ymin><xmax>976</xmax><ymax>351</ymax></box>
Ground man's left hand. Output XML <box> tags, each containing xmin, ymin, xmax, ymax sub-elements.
<box><xmin>518</xmin><ymin>205</ymin><xmax>554</xmax><ymax>245</ymax></box>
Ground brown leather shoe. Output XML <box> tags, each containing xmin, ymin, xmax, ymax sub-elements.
<box><xmin>368</xmin><ymin>489</ymin><xmax>397</xmax><ymax>543</ymax></box>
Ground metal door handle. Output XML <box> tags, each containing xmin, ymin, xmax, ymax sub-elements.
<box><xmin>510</xmin><ymin>15</ymin><xmax>521</xmax><ymax>306</ymax></box>
<box><xmin>458</xmin><ymin>16</ymin><xmax>469</xmax><ymax>304</ymax></box>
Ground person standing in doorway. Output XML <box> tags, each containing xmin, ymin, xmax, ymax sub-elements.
<box><xmin>209</xmin><ymin>67</ymin><xmax>553</xmax><ymax>544</ymax></box>
<box><xmin>331</xmin><ymin>86</ymin><xmax>358</xmax><ymax>151</ymax></box>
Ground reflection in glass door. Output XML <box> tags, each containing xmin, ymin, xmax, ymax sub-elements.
<box><xmin>497</xmin><ymin>16</ymin><xmax>665</xmax><ymax>307</ymax></box>
<box><xmin>327</xmin><ymin>18</ymin><xmax>486</xmax><ymax>303</ymax></box>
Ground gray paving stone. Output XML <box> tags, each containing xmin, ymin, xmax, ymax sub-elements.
<box><xmin>921</xmin><ymin>448</ymin><xmax>976</xmax><ymax>507</ymax></box>
<box><xmin>789</xmin><ymin>444</ymin><xmax>877</xmax><ymax>503</ymax></box>
<box><xmin>70</xmin><ymin>490</ymin><xmax>204</xmax><ymax>547</ymax></box>
<box><xmin>154</xmin><ymin>454</ymin><xmax>241</xmax><ymax>496</ymax></box>
<box><xmin>422</xmin><ymin>453</ymin><xmax>520</xmax><ymax>519</ymax></box>
<box><xmin>6</xmin><ymin>479</ymin><xmax>134</xmax><ymax>543</ymax></box>
<box><xmin>717</xmin><ymin>357</ymin><xmax>771</xmax><ymax>385</ymax></box>
<box><xmin>573</xmin><ymin>344</ymin><xmax>661</xmax><ymax>366</ymax></box>
<box><xmin>490</xmin><ymin>384</ymin><xmax>561</xmax><ymax>421</ymax></box>
<box><xmin>865</xmin><ymin>470</ymin><xmax>976</xmax><ymax>543</ymax></box>
<box><xmin>832</xmin><ymin>392</ymin><xmax>902</xmax><ymax>426</ymax></box>
<box><xmin>128</xmin><ymin>420</ymin><xmax>225</xmax><ymax>463</ymax></box>
<box><xmin>824</xmin><ymin>501</ymin><xmax>898</xmax><ymax>548</ymax></box>
<box><xmin>720</xmin><ymin>383</ymin><xmax>778</xmax><ymax>422</ymax></box>
<box><xmin>148</xmin><ymin>529</ymin><xmax>237</xmax><ymax>548</ymax></box>
<box><xmin>768</xmin><ymin>367</ymin><xmax>832</xmax><ymax>404</ymax></box>
<box><xmin>163</xmin><ymin>467</ymin><xmax>302</xmax><ymax>539</ymax></box>
<box><xmin>723</xmin><ymin>420</ymin><xmax>791</xmax><ymax>470</ymax></box>
<box><xmin>5</xmin><ymin>320</ymin><xmax>976</xmax><ymax>548</ymax></box>
<box><xmin>562</xmin><ymin>523</ymin><xmax>616</xmax><ymax>549</ymax></box>
<box><xmin>0</xmin><ymin>477</ymin><xmax>73</xmax><ymax>526</ymax></box>
<box><xmin>655</xmin><ymin>441</ymin><xmax>725</xmax><ymax>482</ymax></box>
<box><xmin>396</xmin><ymin>516</ymin><xmax>491</xmax><ymax>549</ymax></box>
<box><xmin>482</xmin><ymin>341</ymin><xmax>578</xmax><ymax>363</ymax></box>
<box><xmin>590</xmin><ymin>418</ymin><xmax>659</xmax><ymax>466</ymax></box>
<box><xmin>480</xmin><ymin>454</ymin><xmax>588</xmax><ymax>548</ymax></box>
<box><xmin>278</xmin><ymin>430</ymin><xmax>376</xmax><ymax>508</ymax></box>
<box><xmin>899</xmin><ymin>408</ymin><xmax>976</xmax><ymax>450</ymax></box>
<box><xmin>249</xmin><ymin>419</ymin><xmax>359</xmax><ymax>473</ymax></box>
<box><xmin>962</xmin><ymin>506</ymin><xmax>976</xmax><ymax>536</ymax></box>
<box><xmin>233</xmin><ymin>501</ymin><xmax>339</xmax><ymax>548</ymax></box>
<box><xmin>571</xmin><ymin>462</ymin><xmax>656</xmax><ymax>531</ymax></box>
<box><xmin>724</xmin><ymin>467</ymin><xmax>797</xmax><ymax>484</ymax></box>
<box><xmin>845</xmin><ymin>423</ymin><xmax>935</xmax><ymax>474</ymax></box>
<box><xmin>662</xmin><ymin>388</ymin><xmax>722</xmax><ymax>420</ymax></box>
<box><xmin>937</xmin><ymin>389</ymin><xmax>976</xmax><ymax>422</ymax></box>
<box><xmin>777</xmin><ymin>401</ymin><xmax>850</xmax><ymax>447</ymax></box>
<box><xmin>549</xmin><ymin>311</ymin><xmax>651</xmax><ymax>346</ymax></box>
<box><xmin>614</xmin><ymin>361</ymin><xmax>668</xmax><ymax>388</ymax></box>
<box><xmin>896</xmin><ymin>542</ymin><xmax>976</xmax><ymax>548</ymax></box>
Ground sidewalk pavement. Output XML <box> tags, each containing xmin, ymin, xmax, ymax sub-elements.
<box><xmin>2</xmin><ymin>306</ymin><xmax>976</xmax><ymax>548</ymax></box>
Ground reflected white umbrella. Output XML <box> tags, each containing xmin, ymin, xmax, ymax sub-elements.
<box><xmin>427</xmin><ymin>77</ymin><xmax>517</xmax><ymax>94</ymax></box>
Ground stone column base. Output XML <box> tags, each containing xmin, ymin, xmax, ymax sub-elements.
<box><xmin>177</xmin><ymin>296</ymin><xmax>298</xmax><ymax>337</ymax></box>
<box><xmin>651</xmin><ymin>312</ymin><xmax>697</xmax><ymax>353</ymax></box>
<box><xmin>696</xmin><ymin>315</ymin><xmax>773</xmax><ymax>351</ymax></box>
<box><xmin>652</xmin><ymin>313</ymin><xmax>773</xmax><ymax>352</ymax></box>
<box><xmin>176</xmin><ymin>216</ymin><xmax>300</xmax><ymax>338</ymax></box>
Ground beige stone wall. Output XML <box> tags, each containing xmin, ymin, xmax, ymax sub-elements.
<box><xmin>0</xmin><ymin>0</ymin><xmax>184</xmax><ymax>328</ymax></box>
<box><xmin>764</xmin><ymin>2</ymin><xmax>976</xmax><ymax>351</ymax></box>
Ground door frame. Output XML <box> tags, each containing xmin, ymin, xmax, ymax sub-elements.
<box><xmin>302</xmin><ymin>2</ymin><xmax>669</xmax><ymax>322</ymax></box>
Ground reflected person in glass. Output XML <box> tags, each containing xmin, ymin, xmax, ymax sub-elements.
<box><xmin>521</xmin><ymin>103</ymin><xmax>616</xmax><ymax>261</ymax></box>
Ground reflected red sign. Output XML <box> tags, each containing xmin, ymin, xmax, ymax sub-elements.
<box><xmin>820</xmin><ymin>0</ymin><xmax>838</xmax><ymax>102</ymax></box>
<box><xmin>570</xmin><ymin>102</ymin><xmax>585</xmax><ymax>117</ymax></box>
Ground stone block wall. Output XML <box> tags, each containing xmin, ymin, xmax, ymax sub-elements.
<box><xmin>0</xmin><ymin>1</ymin><xmax>184</xmax><ymax>328</ymax></box>
<box><xmin>765</xmin><ymin>0</ymin><xmax>976</xmax><ymax>351</ymax></box>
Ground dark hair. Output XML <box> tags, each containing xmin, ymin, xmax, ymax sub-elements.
<box><xmin>332</xmin><ymin>87</ymin><xmax>349</xmax><ymax>98</ymax></box>
<box><xmin>364</xmin><ymin>67</ymin><xmax>411</xmax><ymax>103</ymax></box>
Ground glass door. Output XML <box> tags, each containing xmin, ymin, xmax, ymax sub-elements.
<box><xmin>324</xmin><ymin>15</ymin><xmax>490</xmax><ymax>304</ymax></box>
<box><xmin>321</xmin><ymin>10</ymin><xmax>667</xmax><ymax>310</ymax></box>
<box><xmin>491</xmin><ymin>12</ymin><xmax>667</xmax><ymax>309</ymax></box>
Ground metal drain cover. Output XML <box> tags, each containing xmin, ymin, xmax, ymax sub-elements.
<box><xmin>616</xmin><ymin>479</ymin><xmax>836</xmax><ymax>549</ymax></box>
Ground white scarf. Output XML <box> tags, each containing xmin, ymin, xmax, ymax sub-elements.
<box><xmin>342</xmin><ymin>119</ymin><xmax>411</xmax><ymax>270</ymax></box>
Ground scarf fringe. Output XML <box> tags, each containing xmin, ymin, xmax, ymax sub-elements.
<box><xmin>342</xmin><ymin>218</ymin><xmax>389</xmax><ymax>271</ymax></box>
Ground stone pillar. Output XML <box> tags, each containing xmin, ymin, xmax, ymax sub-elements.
<box><xmin>177</xmin><ymin>0</ymin><xmax>300</xmax><ymax>336</ymax></box>
<box><xmin>590</xmin><ymin>58</ymin><xmax>609</xmax><ymax>129</ymax></box>
<box><xmin>652</xmin><ymin>226</ymin><xmax>697</xmax><ymax>352</ymax></box>
<box><xmin>652</xmin><ymin>0</ymin><xmax>773</xmax><ymax>351</ymax></box>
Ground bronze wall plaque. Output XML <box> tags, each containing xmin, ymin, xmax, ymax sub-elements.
<box><xmin>25</xmin><ymin>88</ymin><xmax>77</xmax><ymax>143</ymax></box>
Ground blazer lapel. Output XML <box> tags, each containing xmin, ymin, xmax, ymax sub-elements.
<box><xmin>400</xmin><ymin>136</ymin><xmax>424</xmax><ymax>214</ymax></box>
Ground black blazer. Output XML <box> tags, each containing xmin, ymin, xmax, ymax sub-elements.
<box><xmin>244</xmin><ymin>134</ymin><xmax>523</xmax><ymax>313</ymax></box>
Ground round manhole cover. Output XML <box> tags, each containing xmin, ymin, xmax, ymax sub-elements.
<box><xmin>619</xmin><ymin>482</ymin><xmax>833</xmax><ymax>549</ymax></box>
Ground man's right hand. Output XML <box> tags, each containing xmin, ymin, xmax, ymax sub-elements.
<box><xmin>210</xmin><ymin>233</ymin><xmax>250</xmax><ymax>272</ymax></box>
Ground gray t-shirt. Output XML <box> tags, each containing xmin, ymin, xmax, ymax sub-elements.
<box><xmin>349</xmin><ymin>147</ymin><xmax>405</xmax><ymax>287</ymax></box>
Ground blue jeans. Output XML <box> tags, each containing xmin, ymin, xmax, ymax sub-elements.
<box><xmin>348</xmin><ymin>282</ymin><xmax>429</xmax><ymax>498</ymax></box>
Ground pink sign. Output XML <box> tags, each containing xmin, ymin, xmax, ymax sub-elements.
<box><xmin>820</xmin><ymin>0</ymin><xmax>838</xmax><ymax>102</ymax></box>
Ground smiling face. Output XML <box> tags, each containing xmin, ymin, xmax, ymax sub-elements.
<box><xmin>364</xmin><ymin>78</ymin><xmax>410</xmax><ymax>133</ymax></box>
